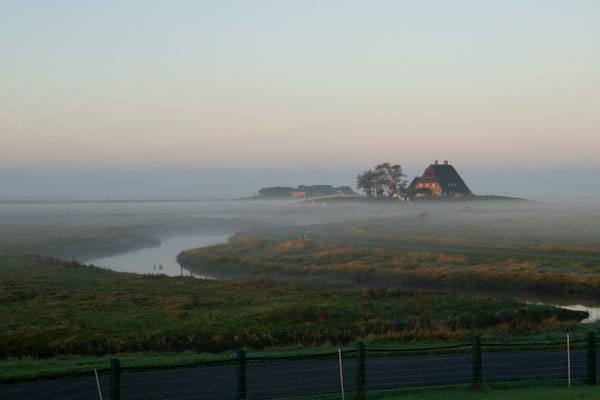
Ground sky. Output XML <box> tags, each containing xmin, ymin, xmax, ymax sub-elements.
<box><xmin>1</xmin><ymin>1</ymin><xmax>599</xmax><ymax>197</ymax></box>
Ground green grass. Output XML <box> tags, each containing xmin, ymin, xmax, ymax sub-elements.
<box><xmin>3</xmin><ymin>338</ymin><xmax>593</xmax><ymax>382</ymax></box>
<box><xmin>333</xmin><ymin>222</ymin><xmax>600</xmax><ymax>256</ymax></box>
<box><xmin>263</xmin><ymin>220</ymin><xmax>600</xmax><ymax>258</ymax></box>
<box><xmin>0</xmin><ymin>215</ymin><xmax>255</xmax><ymax>261</ymax></box>
<box><xmin>0</xmin><ymin>254</ymin><xmax>593</xmax><ymax>381</ymax></box>
<box><xmin>0</xmin><ymin>224</ymin><xmax>160</xmax><ymax>260</ymax></box>
<box><xmin>275</xmin><ymin>379</ymin><xmax>599</xmax><ymax>400</ymax></box>
<box><xmin>178</xmin><ymin>235</ymin><xmax>600</xmax><ymax>299</ymax></box>
<box><xmin>0</xmin><ymin>346</ymin><xmax>342</xmax><ymax>381</ymax></box>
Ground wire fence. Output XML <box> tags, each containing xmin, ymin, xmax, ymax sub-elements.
<box><xmin>1</xmin><ymin>332</ymin><xmax>598</xmax><ymax>400</ymax></box>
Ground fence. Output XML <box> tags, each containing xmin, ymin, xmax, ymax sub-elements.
<box><xmin>0</xmin><ymin>332</ymin><xmax>597</xmax><ymax>400</ymax></box>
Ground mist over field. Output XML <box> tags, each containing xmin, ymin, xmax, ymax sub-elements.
<box><xmin>2</xmin><ymin>167</ymin><xmax>600</xmax><ymax>200</ymax></box>
<box><xmin>2</xmin><ymin>195</ymin><xmax>599</xmax><ymax>263</ymax></box>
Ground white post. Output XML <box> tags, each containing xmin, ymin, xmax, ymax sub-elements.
<box><xmin>95</xmin><ymin>369</ymin><xmax>103</xmax><ymax>400</ymax></box>
<box><xmin>338</xmin><ymin>348</ymin><xmax>345</xmax><ymax>400</ymax></box>
<box><xmin>567</xmin><ymin>333</ymin><xmax>571</xmax><ymax>388</ymax></box>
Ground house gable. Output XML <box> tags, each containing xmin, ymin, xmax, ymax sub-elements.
<box><xmin>413</xmin><ymin>161</ymin><xmax>471</xmax><ymax>196</ymax></box>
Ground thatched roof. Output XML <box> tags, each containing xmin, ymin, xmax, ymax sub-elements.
<box><xmin>409</xmin><ymin>161</ymin><xmax>471</xmax><ymax>196</ymax></box>
<box><xmin>406</xmin><ymin>177</ymin><xmax>420</xmax><ymax>196</ymax></box>
<box><xmin>420</xmin><ymin>163</ymin><xmax>471</xmax><ymax>195</ymax></box>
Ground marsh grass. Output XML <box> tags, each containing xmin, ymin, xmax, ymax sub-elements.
<box><xmin>337</xmin><ymin>221</ymin><xmax>600</xmax><ymax>255</ymax></box>
<box><xmin>0</xmin><ymin>255</ymin><xmax>587</xmax><ymax>361</ymax></box>
<box><xmin>178</xmin><ymin>236</ymin><xmax>600</xmax><ymax>298</ymax></box>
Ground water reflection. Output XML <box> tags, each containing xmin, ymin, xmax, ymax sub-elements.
<box><xmin>86</xmin><ymin>234</ymin><xmax>230</xmax><ymax>277</ymax></box>
<box><xmin>84</xmin><ymin>232</ymin><xmax>600</xmax><ymax>323</ymax></box>
<box><xmin>556</xmin><ymin>304</ymin><xmax>600</xmax><ymax>323</ymax></box>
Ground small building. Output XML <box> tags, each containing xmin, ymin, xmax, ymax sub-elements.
<box><xmin>290</xmin><ymin>191</ymin><xmax>306</xmax><ymax>197</ymax></box>
<box><xmin>411</xmin><ymin>160</ymin><xmax>471</xmax><ymax>197</ymax></box>
<box><xmin>406</xmin><ymin>177</ymin><xmax>421</xmax><ymax>197</ymax></box>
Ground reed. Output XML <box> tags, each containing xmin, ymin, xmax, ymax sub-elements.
<box><xmin>178</xmin><ymin>236</ymin><xmax>600</xmax><ymax>298</ymax></box>
<box><xmin>0</xmin><ymin>254</ymin><xmax>587</xmax><ymax>359</ymax></box>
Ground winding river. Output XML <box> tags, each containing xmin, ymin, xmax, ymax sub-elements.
<box><xmin>3</xmin><ymin>199</ymin><xmax>598</xmax><ymax>322</ymax></box>
<box><xmin>86</xmin><ymin>233</ymin><xmax>231</xmax><ymax>278</ymax></box>
<box><xmin>84</xmin><ymin>232</ymin><xmax>600</xmax><ymax>323</ymax></box>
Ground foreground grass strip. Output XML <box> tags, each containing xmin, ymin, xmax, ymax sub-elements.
<box><xmin>0</xmin><ymin>254</ymin><xmax>592</xmax><ymax>381</ymax></box>
<box><xmin>274</xmin><ymin>379</ymin><xmax>600</xmax><ymax>400</ymax></box>
<box><xmin>2</xmin><ymin>339</ymin><xmax>590</xmax><ymax>383</ymax></box>
<box><xmin>0</xmin><ymin>346</ymin><xmax>355</xmax><ymax>382</ymax></box>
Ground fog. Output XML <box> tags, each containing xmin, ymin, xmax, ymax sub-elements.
<box><xmin>2</xmin><ymin>196</ymin><xmax>600</xmax><ymax>261</ymax></box>
<box><xmin>2</xmin><ymin>195</ymin><xmax>600</xmax><ymax>317</ymax></box>
<box><xmin>2</xmin><ymin>167</ymin><xmax>600</xmax><ymax>200</ymax></box>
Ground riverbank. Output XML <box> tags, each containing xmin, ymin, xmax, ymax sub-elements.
<box><xmin>0</xmin><ymin>215</ymin><xmax>268</xmax><ymax>262</ymax></box>
<box><xmin>178</xmin><ymin>235</ymin><xmax>600</xmax><ymax>301</ymax></box>
<box><xmin>0</xmin><ymin>255</ymin><xmax>589</xmax><ymax>363</ymax></box>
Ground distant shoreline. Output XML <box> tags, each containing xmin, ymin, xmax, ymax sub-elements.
<box><xmin>238</xmin><ymin>194</ymin><xmax>532</xmax><ymax>202</ymax></box>
<box><xmin>0</xmin><ymin>198</ymin><xmax>236</xmax><ymax>204</ymax></box>
<box><xmin>3</xmin><ymin>195</ymin><xmax>600</xmax><ymax>204</ymax></box>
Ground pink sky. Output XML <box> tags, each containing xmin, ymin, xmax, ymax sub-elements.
<box><xmin>1</xmin><ymin>1</ymin><xmax>599</xmax><ymax>170</ymax></box>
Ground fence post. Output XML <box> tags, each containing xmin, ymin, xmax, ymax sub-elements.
<box><xmin>587</xmin><ymin>332</ymin><xmax>597</xmax><ymax>385</ymax></box>
<box><xmin>237</xmin><ymin>349</ymin><xmax>246</xmax><ymax>400</ymax></box>
<box><xmin>110</xmin><ymin>358</ymin><xmax>121</xmax><ymax>400</ymax></box>
<box><xmin>472</xmin><ymin>336</ymin><xmax>482</xmax><ymax>390</ymax></box>
<box><xmin>356</xmin><ymin>341</ymin><xmax>366</xmax><ymax>400</ymax></box>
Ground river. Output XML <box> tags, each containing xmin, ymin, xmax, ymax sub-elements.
<box><xmin>86</xmin><ymin>233</ymin><xmax>231</xmax><ymax>278</ymax></box>
<box><xmin>84</xmin><ymin>231</ymin><xmax>600</xmax><ymax>323</ymax></box>
<box><xmin>2</xmin><ymin>198</ymin><xmax>599</xmax><ymax>322</ymax></box>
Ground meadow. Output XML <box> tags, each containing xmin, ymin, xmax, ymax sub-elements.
<box><xmin>178</xmin><ymin>234</ymin><xmax>600</xmax><ymax>300</ymax></box>
<box><xmin>268</xmin><ymin>197</ymin><xmax>600</xmax><ymax>255</ymax></box>
<box><xmin>2</xmin><ymin>198</ymin><xmax>600</xmax><ymax>382</ymax></box>
<box><xmin>0</xmin><ymin>254</ymin><xmax>587</xmax><ymax>363</ymax></box>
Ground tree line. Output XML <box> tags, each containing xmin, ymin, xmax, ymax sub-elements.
<box><xmin>356</xmin><ymin>162</ymin><xmax>407</xmax><ymax>197</ymax></box>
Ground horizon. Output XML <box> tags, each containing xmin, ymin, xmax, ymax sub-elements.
<box><xmin>2</xmin><ymin>164</ymin><xmax>600</xmax><ymax>200</ymax></box>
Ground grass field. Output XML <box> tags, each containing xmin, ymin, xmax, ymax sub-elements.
<box><xmin>0</xmin><ymin>347</ymin><xmax>342</xmax><ymax>382</ymax></box>
<box><xmin>252</xmin><ymin>196</ymin><xmax>600</xmax><ymax>256</ymax></box>
<box><xmin>0</xmin><ymin>254</ymin><xmax>592</xmax><ymax>381</ymax></box>
<box><xmin>178</xmin><ymin>235</ymin><xmax>600</xmax><ymax>300</ymax></box>
<box><xmin>332</xmin><ymin>221</ymin><xmax>600</xmax><ymax>255</ymax></box>
<box><xmin>0</xmin><ymin>215</ymin><xmax>263</xmax><ymax>262</ymax></box>
<box><xmin>3</xmin><ymin>198</ymin><xmax>600</xmax><ymax>383</ymax></box>
<box><xmin>275</xmin><ymin>379</ymin><xmax>600</xmax><ymax>400</ymax></box>
<box><xmin>0</xmin><ymin>225</ymin><xmax>163</xmax><ymax>262</ymax></box>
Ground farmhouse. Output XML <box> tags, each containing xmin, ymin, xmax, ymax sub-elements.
<box><xmin>258</xmin><ymin>185</ymin><xmax>357</xmax><ymax>197</ymax></box>
<box><xmin>407</xmin><ymin>160</ymin><xmax>471</xmax><ymax>197</ymax></box>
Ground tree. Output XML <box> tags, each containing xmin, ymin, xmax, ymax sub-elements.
<box><xmin>375</xmin><ymin>162</ymin><xmax>407</xmax><ymax>197</ymax></box>
<box><xmin>356</xmin><ymin>169</ymin><xmax>385</xmax><ymax>197</ymax></box>
<box><xmin>356</xmin><ymin>170</ymin><xmax>374</xmax><ymax>197</ymax></box>
<box><xmin>357</xmin><ymin>163</ymin><xmax>407</xmax><ymax>197</ymax></box>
